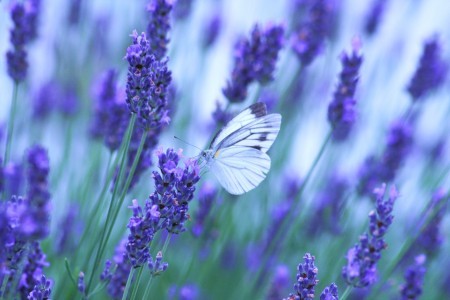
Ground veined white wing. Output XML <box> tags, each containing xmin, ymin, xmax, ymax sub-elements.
<box><xmin>216</xmin><ymin>114</ymin><xmax>281</xmax><ymax>153</ymax></box>
<box><xmin>210</xmin><ymin>102</ymin><xmax>267</xmax><ymax>149</ymax></box>
<box><xmin>210</xmin><ymin>146</ymin><xmax>271</xmax><ymax>195</ymax></box>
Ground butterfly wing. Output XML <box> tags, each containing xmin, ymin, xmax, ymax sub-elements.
<box><xmin>216</xmin><ymin>113</ymin><xmax>281</xmax><ymax>153</ymax></box>
<box><xmin>210</xmin><ymin>146</ymin><xmax>271</xmax><ymax>195</ymax></box>
<box><xmin>210</xmin><ymin>102</ymin><xmax>267</xmax><ymax>149</ymax></box>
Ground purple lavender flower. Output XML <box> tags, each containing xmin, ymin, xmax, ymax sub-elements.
<box><xmin>307</xmin><ymin>173</ymin><xmax>348</xmax><ymax>235</ymax></box>
<box><xmin>77</xmin><ymin>272</ymin><xmax>85</xmax><ymax>295</ymax></box>
<box><xmin>106</xmin><ymin>239</ymin><xmax>132</xmax><ymax>299</ymax></box>
<box><xmin>416</xmin><ymin>189</ymin><xmax>447</xmax><ymax>255</ymax></box>
<box><xmin>292</xmin><ymin>0</ymin><xmax>334</xmax><ymax>66</ymax></box>
<box><xmin>168</xmin><ymin>283</ymin><xmax>200</xmax><ymax>300</ymax></box>
<box><xmin>27</xmin><ymin>275</ymin><xmax>52</xmax><ymax>300</ymax></box>
<box><xmin>328</xmin><ymin>39</ymin><xmax>363</xmax><ymax>141</ymax></box>
<box><xmin>267</xmin><ymin>265</ymin><xmax>290</xmax><ymax>300</ymax></box>
<box><xmin>148</xmin><ymin>251</ymin><xmax>168</xmax><ymax>276</ymax></box>
<box><xmin>18</xmin><ymin>242</ymin><xmax>50</xmax><ymax>298</ymax></box>
<box><xmin>26</xmin><ymin>145</ymin><xmax>51</xmax><ymax>240</ymax></box>
<box><xmin>212</xmin><ymin>101</ymin><xmax>232</xmax><ymax>128</ymax></box>
<box><xmin>319</xmin><ymin>283</ymin><xmax>338</xmax><ymax>300</ymax></box>
<box><xmin>364</xmin><ymin>0</ymin><xmax>388</xmax><ymax>36</ymax></box>
<box><xmin>192</xmin><ymin>182</ymin><xmax>217</xmax><ymax>237</ymax></box>
<box><xmin>59</xmin><ymin>85</ymin><xmax>79</xmax><ymax>117</ymax></box>
<box><xmin>125</xmin><ymin>31</ymin><xmax>172</xmax><ymax>130</ymax></box>
<box><xmin>202</xmin><ymin>13</ymin><xmax>221</xmax><ymax>48</ymax></box>
<box><xmin>146</xmin><ymin>0</ymin><xmax>173</xmax><ymax>60</ymax></box>
<box><xmin>32</xmin><ymin>81</ymin><xmax>61</xmax><ymax>120</ymax></box>
<box><xmin>126</xmin><ymin>199</ymin><xmax>159</xmax><ymax>268</ymax></box>
<box><xmin>342</xmin><ymin>184</ymin><xmax>398</xmax><ymax>287</ymax></box>
<box><xmin>27</xmin><ymin>0</ymin><xmax>42</xmax><ymax>41</ymax></box>
<box><xmin>90</xmin><ymin>69</ymin><xmax>118</xmax><ymax>139</ymax></box>
<box><xmin>149</xmin><ymin>148</ymin><xmax>200</xmax><ymax>234</ymax></box>
<box><xmin>400</xmin><ymin>254</ymin><xmax>426</xmax><ymax>300</ymax></box>
<box><xmin>407</xmin><ymin>36</ymin><xmax>447</xmax><ymax>101</ymax></box>
<box><xmin>104</xmin><ymin>100</ymin><xmax>129</xmax><ymax>152</ymax></box>
<box><xmin>223</xmin><ymin>23</ymin><xmax>285</xmax><ymax>103</ymax></box>
<box><xmin>287</xmin><ymin>253</ymin><xmax>319</xmax><ymax>300</ymax></box>
<box><xmin>6</xmin><ymin>3</ymin><xmax>31</xmax><ymax>82</ymax></box>
<box><xmin>68</xmin><ymin>0</ymin><xmax>82</xmax><ymax>25</ymax></box>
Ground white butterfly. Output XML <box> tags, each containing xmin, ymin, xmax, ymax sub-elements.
<box><xmin>199</xmin><ymin>102</ymin><xmax>282</xmax><ymax>195</ymax></box>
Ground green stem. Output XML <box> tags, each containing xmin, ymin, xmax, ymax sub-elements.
<box><xmin>129</xmin><ymin>267</ymin><xmax>144</xmax><ymax>300</ymax></box>
<box><xmin>340</xmin><ymin>286</ymin><xmax>352</xmax><ymax>300</ymax></box>
<box><xmin>86</xmin><ymin>114</ymin><xmax>136</xmax><ymax>293</ymax></box>
<box><xmin>121</xmin><ymin>268</ymin><xmax>136</xmax><ymax>300</ymax></box>
<box><xmin>64</xmin><ymin>258</ymin><xmax>78</xmax><ymax>289</ymax></box>
<box><xmin>4</xmin><ymin>82</ymin><xmax>19</xmax><ymax>166</ymax></box>
<box><xmin>98</xmin><ymin>130</ymin><xmax>149</xmax><ymax>267</ymax></box>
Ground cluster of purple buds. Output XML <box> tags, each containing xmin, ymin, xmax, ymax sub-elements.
<box><xmin>125</xmin><ymin>31</ymin><xmax>172</xmax><ymax>131</ymax></box>
<box><xmin>223</xmin><ymin>23</ymin><xmax>285</xmax><ymax>103</ymax></box>
<box><xmin>342</xmin><ymin>184</ymin><xmax>398</xmax><ymax>287</ymax></box>
<box><xmin>146</xmin><ymin>0</ymin><xmax>173</xmax><ymax>60</ymax></box>
<box><xmin>291</xmin><ymin>0</ymin><xmax>334</xmax><ymax>67</ymax></box>
<box><xmin>288</xmin><ymin>253</ymin><xmax>319</xmax><ymax>299</ymax></box>
<box><xmin>125</xmin><ymin>148</ymin><xmax>200</xmax><ymax>268</ymax></box>
<box><xmin>6</xmin><ymin>0</ymin><xmax>41</xmax><ymax>82</ymax></box>
<box><xmin>202</xmin><ymin>13</ymin><xmax>222</xmax><ymax>48</ymax></box>
<box><xmin>104</xmin><ymin>239</ymin><xmax>132</xmax><ymax>299</ymax></box>
<box><xmin>148</xmin><ymin>251</ymin><xmax>168</xmax><ymax>276</ymax></box>
<box><xmin>328</xmin><ymin>39</ymin><xmax>363</xmax><ymax>141</ymax></box>
<box><xmin>27</xmin><ymin>275</ymin><xmax>52</xmax><ymax>300</ymax></box>
<box><xmin>407</xmin><ymin>36</ymin><xmax>447</xmax><ymax>101</ymax></box>
<box><xmin>18</xmin><ymin>241</ymin><xmax>50</xmax><ymax>298</ymax></box>
<box><xmin>400</xmin><ymin>254</ymin><xmax>426</xmax><ymax>299</ymax></box>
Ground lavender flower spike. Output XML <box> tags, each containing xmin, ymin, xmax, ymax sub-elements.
<box><xmin>400</xmin><ymin>254</ymin><xmax>426</xmax><ymax>300</ymax></box>
<box><xmin>223</xmin><ymin>23</ymin><xmax>285</xmax><ymax>103</ymax></box>
<box><xmin>407</xmin><ymin>36</ymin><xmax>447</xmax><ymax>101</ymax></box>
<box><xmin>26</xmin><ymin>145</ymin><xmax>51</xmax><ymax>240</ymax></box>
<box><xmin>320</xmin><ymin>283</ymin><xmax>338</xmax><ymax>300</ymax></box>
<box><xmin>287</xmin><ymin>253</ymin><xmax>319</xmax><ymax>300</ymax></box>
<box><xmin>328</xmin><ymin>38</ymin><xmax>363</xmax><ymax>141</ymax></box>
<box><xmin>342</xmin><ymin>184</ymin><xmax>398</xmax><ymax>287</ymax></box>
<box><xmin>146</xmin><ymin>0</ymin><xmax>173</xmax><ymax>60</ymax></box>
<box><xmin>27</xmin><ymin>275</ymin><xmax>52</xmax><ymax>300</ymax></box>
<box><xmin>292</xmin><ymin>0</ymin><xmax>334</xmax><ymax>67</ymax></box>
<box><xmin>125</xmin><ymin>31</ymin><xmax>172</xmax><ymax>130</ymax></box>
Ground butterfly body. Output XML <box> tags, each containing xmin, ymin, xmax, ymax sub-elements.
<box><xmin>200</xmin><ymin>102</ymin><xmax>281</xmax><ymax>195</ymax></box>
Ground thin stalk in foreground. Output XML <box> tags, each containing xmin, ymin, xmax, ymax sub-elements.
<box><xmin>249</xmin><ymin>131</ymin><xmax>332</xmax><ymax>296</ymax></box>
<box><xmin>121</xmin><ymin>268</ymin><xmax>136</xmax><ymax>300</ymax></box>
<box><xmin>340</xmin><ymin>286</ymin><xmax>352</xmax><ymax>300</ymax></box>
<box><xmin>86</xmin><ymin>114</ymin><xmax>136</xmax><ymax>293</ymax></box>
<box><xmin>4</xmin><ymin>82</ymin><xmax>19</xmax><ymax>166</ymax></box>
<box><xmin>142</xmin><ymin>234</ymin><xmax>173</xmax><ymax>300</ymax></box>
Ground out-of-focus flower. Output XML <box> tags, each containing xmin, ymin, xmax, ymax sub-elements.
<box><xmin>260</xmin><ymin>91</ymin><xmax>278</xmax><ymax>112</ymax></box>
<box><xmin>3</xmin><ymin>162</ymin><xmax>24</xmax><ymax>198</ymax></box>
<box><xmin>26</xmin><ymin>145</ymin><xmax>51</xmax><ymax>240</ymax></box>
<box><xmin>68</xmin><ymin>0</ymin><xmax>82</xmax><ymax>26</ymax></box>
<box><xmin>267</xmin><ymin>265</ymin><xmax>290</xmax><ymax>300</ymax></box>
<box><xmin>32</xmin><ymin>81</ymin><xmax>61</xmax><ymax>121</ymax></box>
<box><xmin>212</xmin><ymin>101</ymin><xmax>232</xmax><ymax>128</ymax></box>
<box><xmin>223</xmin><ymin>23</ymin><xmax>285</xmax><ymax>103</ymax></box>
<box><xmin>342</xmin><ymin>184</ymin><xmax>398</xmax><ymax>287</ymax></box>
<box><xmin>292</xmin><ymin>0</ymin><xmax>334</xmax><ymax>67</ymax></box>
<box><xmin>104</xmin><ymin>100</ymin><xmax>129</xmax><ymax>152</ymax></box>
<box><xmin>27</xmin><ymin>275</ymin><xmax>52</xmax><ymax>300</ymax></box>
<box><xmin>125</xmin><ymin>31</ymin><xmax>172</xmax><ymax>131</ymax></box>
<box><xmin>192</xmin><ymin>182</ymin><xmax>217</xmax><ymax>237</ymax></box>
<box><xmin>400</xmin><ymin>254</ymin><xmax>426</xmax><ymax>300</ymax></box>
<box><xmin>100</xmin><ymin>260</ymin><xmax>112</xmax><ymax>281</ymax></box>
<box><xmin>203</xmin><ymin>13</ymin><xmax>221</xmax><ymax>48</ymax></box>
<box><xmin>364</xmin><ymin>0</ymin><xmax>388</xmax><ymax>36</ymax></box>
<box><xmin>287</xmin><ymin>253</ymin><xmax>319</xmax><ymax>300</ymax></box>
<box><xmin>407</xmin><ymin>36</ymin><xmax>447</xmax><ymax>101</ymax></box>
<box><xmin>18</xmin><ymin>242</ymin><xmax>50</xmax><ymax>298</ymax></box>
<box><xmin>328</xmin><ymin>39</ymin><xmax>363</xmax><ymax>141</ymax></box>
<box><xmin>319</xmin><ymin>283</ymin><xmax>339</xmax><ymax>300</ymax></box>
<box><xmin>90</xmin><ymin>69</ymin><xmax>118</xmax><ymax>139</ymax></box>
<box><xmin>106</xmin><ymin>239</ymin><xmax>132</xmax><ymax>299</ymax></box>
<box><xmin>168</xmin><ymin>283</ymin><xmax>200</xmax><ymax>300</ymax></box>
<box><xmin>146</xmin><ymin>0</ymin><xmax>173</xmax><ymax>60</ymax></box>
<box><xmin>55</xmin><ymin>204</ymin><xmax>82</xmax><ymax>254</ymax></box>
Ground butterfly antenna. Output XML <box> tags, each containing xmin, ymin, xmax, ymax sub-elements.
<box><xmin>174</xmin><ymin>136</ymin><xmax>202</xmax><ymax>151</ymax></box>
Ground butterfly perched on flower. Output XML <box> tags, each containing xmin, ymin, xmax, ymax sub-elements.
<box><xmin>199</xmin><ymin>102</ymin><xmax>282</xmax><ymax>195</ymax></box>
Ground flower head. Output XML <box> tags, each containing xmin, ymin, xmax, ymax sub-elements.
<box><xmin>328</xmin><ymin>39</ymin><xmax>363</xmax><ymax>141</ymax></box>
<box><xmin>146</xmin><ymin>0</ymin><xmax>173</xmax><ymax>60</ymax></box>
<box><xmin>407</xmin><ymin>36</ymin><xmax>447</xmax><ymax>101</ymax></box>
<box><xmin>288</xmin><ymin>253</ymin><xmax>319</xmax><ymax>299</ymax></box>
<box><xmin>203</xmin><ymin>13</ymin><xmax>221</xmax><ymax>48</ymax></box>
<box><xmin>223</xmin><ymin>23</ymin><xmax>285</xmax><ymax>103</ymax></box>
<box><xmin>364</xmin><ymin>0</ymin><xmax>388</xmax><ymax>36</ymax></box>
<box><xmin>267</xmin><ymin>265</ymin><xmax>290</xmax><ymax>300</ymax></box>
<box><xmin>107</xmin><ymin>239</ymin><xmax>132</xmax><ymax>299</ymax></box>
<box><xmin>19</xmin><ymin>242</ymin><xmax>50</xmax><ymax>298</ymax></box>
<box><xmin>125</xmin><ymin>31</ymin><xmax>172</xmax><ymax>130</ymax></box>
<box><xmin>400</xmin><ymin>254</ymin><xmax>426</xmax><ymax>300</ymax></box>
<box><xmin>27</xmin><ymin>275</ymin><xmax>52</xmax><ymax>300</ymax></box>
<box><xmin>319</xmin><ymin>283</ymin><xmax>338</xmax><ymax>300</ymax></box>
